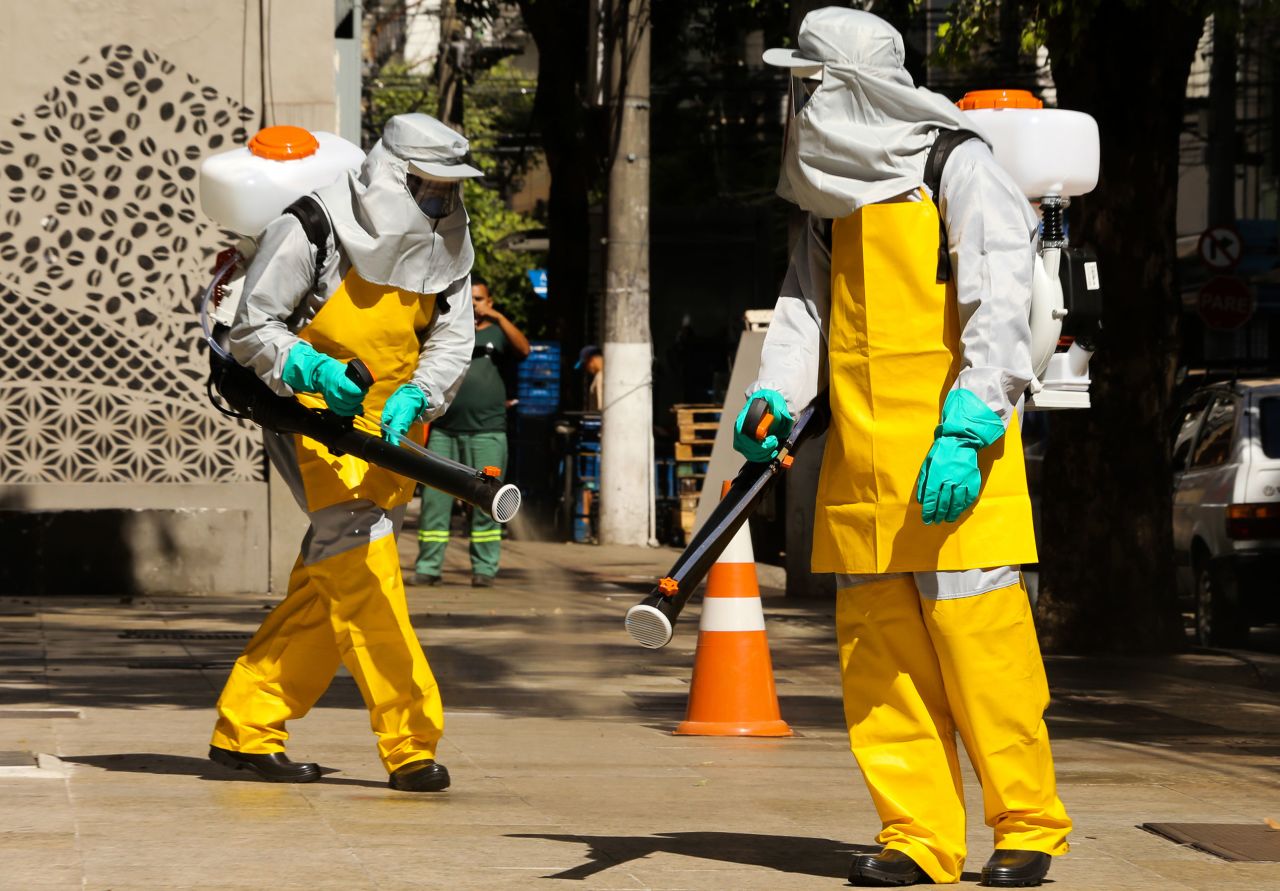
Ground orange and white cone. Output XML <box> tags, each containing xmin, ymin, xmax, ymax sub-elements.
<box><xmin>674</xmin><ymin>483</ymin><xmax>792</xmax><ymax>737</ymax></box>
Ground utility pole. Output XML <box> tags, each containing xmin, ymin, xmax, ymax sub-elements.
<box><xmin>599</xmin><ymin>0</ymin><xmax>654</xmax><ymax>547</ymax></box>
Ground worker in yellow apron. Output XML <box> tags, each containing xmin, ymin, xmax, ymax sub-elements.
<box><xmin>208</xmin><ymin>114</ymin><xmax>480</xmax><ymax>792</ymax></box>
<box><xmin>742</xmin><ymin>10</ymin><xmax>1071</xmax><ymax>887</ymax></box>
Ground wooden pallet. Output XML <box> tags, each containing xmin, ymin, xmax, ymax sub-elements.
<box><xmin>675</xmin><ymin>440</ymin><xmax>714</xmax><ymax>462</ymax></box>
<box><xmin>677</xmin><ymin>421</ymin><xmax>719</xmax><ymax>443</ymax></box>
<box><xmin>676</xmin><ymin>460</ymin><xmax>708</xmax><ymax>478</ymax></box>
<box><xmin>672</xmin><ymin>404</ymin><xmax>721</xmax><ymax>427</ymax></box>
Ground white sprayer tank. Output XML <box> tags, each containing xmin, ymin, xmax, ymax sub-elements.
<box><xmin>199</xmin><ymin>126</ymin><xmax>365</xmax><ymax>236</ymax></box>
<box><xmin>960</xmin><ymin>90</ymin><xmax>1101</xmax><ymax>409</ymax></box>
<box><xmin>960</xmin><ymin>91</ymin><xmax>1099</xmax><ymax>201</ymax></box>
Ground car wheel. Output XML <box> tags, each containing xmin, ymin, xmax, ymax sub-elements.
<box><xmin>1194</xmin><ymin>559</ymin><xmax>1250</xmax><ymax>648</ymax></box>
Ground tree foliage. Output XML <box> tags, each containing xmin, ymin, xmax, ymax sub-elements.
<box><xmin>364</xmin><ymin>59</ymin><xmax>546</xmax><ymax>333</ymax></box>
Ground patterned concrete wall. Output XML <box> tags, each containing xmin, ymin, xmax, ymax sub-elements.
<box><xmin>0</xmin><ymin>3</ymin><xmax>335</xmax><ymax>592</ymax></box>
<box><xmin>0</xmin><ymin>45</ymin><xmax>262</xmax><ymax>485</ymax></box>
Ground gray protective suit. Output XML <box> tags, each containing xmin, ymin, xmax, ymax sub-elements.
<box><xmin>229</xmin><ymin>114</ymin><xmax>477</xmax><ymax>421</ymax></box>
<box><xmin>755</xmin><ymin>9</ymin><xmax>1039</xmax><ymax>598</ymax></box>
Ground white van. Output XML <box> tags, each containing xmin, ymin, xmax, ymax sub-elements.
<box><xmin>1171</xmin><ymin>379</ymin><xmax>1280</xmax><ymax>646</ymax></box>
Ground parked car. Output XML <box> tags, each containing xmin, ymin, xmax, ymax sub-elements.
<box><xmin>1171</xmin><ymin>379</ymin><xmax>1280</xmax><ymax>646</ymax></box>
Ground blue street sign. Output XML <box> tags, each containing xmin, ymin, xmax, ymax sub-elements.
<box><xmin>527</xmin><ymin>268</ymin><xmax>548</xmax><ymax>299</ymax></box>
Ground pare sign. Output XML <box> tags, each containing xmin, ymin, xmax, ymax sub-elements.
<box><xmin>1197</xmin><ymin>276</ymin><xmax>1255</xmax><ymax>330</ymax></box>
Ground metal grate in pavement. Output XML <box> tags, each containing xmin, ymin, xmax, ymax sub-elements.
<box><xmin>1143</xmin><ymin>822</ymin><xmax>1280</xmax><ymax>862</ymax></box>
<box><xmin>119</xmin><ymin>629</ymin><xmax>251</xmax><ymax>641</ymax></box>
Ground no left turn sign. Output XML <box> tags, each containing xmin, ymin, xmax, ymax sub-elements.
<box><xmin>1198</xmin><ymin>225</ymin><xmax>1243</xmax><ymax>271</ymax></box>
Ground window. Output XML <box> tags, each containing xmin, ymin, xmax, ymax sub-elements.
<box><xmin>1190</xmin><ymin>395</ymin><xmax>1238</xmax><ymax>468</ymax></box>
<box><xmin>1260</xmin><ymin>397</ymin><xmax>1280</xmax><ymax>459</ymax></box>
<box><xmin>1171</xmin><ymin>392</ymin><xmax>1212</xmax><ymax>470</ymax></box>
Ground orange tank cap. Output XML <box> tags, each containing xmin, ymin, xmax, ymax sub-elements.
<box><xmin>957</xmin><ymin>89</ymin><xmax>1043</xmax><ymax>110</ymax></box>
<box><xmin>482</xmin><ymin>465</ymin><xmax>502</xmax><ymax>478</ymax></box>
<box><xmin>248</xmin><ymin>126</ymin><xmax>320</xmax><ymax>161</ymax></box>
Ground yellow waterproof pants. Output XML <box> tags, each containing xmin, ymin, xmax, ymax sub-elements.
<box><xmin>835</xmin><ymin>576</ymin><xmax>1070</xmax><ymax>883</ymax></box>
<box><xmin>211</xmin><ymin>531</ymin><xmax>444</xmax><ymax>773</ymax></box>
<box><xmin>211</xmin><ymin>269</ymin><xmax>444</xmax><ymax>773</ymax></box>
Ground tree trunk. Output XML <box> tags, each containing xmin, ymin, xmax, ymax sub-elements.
<box><xmin>516</xmin><ymin>0</ymin><xmax>595</xmax><ymax>402</ymax></box>
<box><xmin>1036</xmin><ymin>3</ymin><xmax>1210</xmax><ymax>652</ymax></box>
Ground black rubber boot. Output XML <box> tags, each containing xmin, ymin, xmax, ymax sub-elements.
<box><xmin>848</xmin><ymin>849</ymin><xmax>932</xmax><ymax>887</ymax></box>
<box><xmin>980</xmin><ymin>850</ymin><xmax>1051</xmax><ymax>887</ymax></box>
<box><xmin>208</xmin><ymin>745</ymin><xmax>320</xmax><ymax>783</ymax></box>
<box><xmin>388</xmin><ymin>759</ymin><xmax>451</xmax><ymax>792</ymax></box>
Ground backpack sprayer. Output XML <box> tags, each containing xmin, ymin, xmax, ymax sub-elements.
<box><xmin>957</xmin><ymin>89</ymin><xmax>1103</xmax><ymax>409</ymax></box>
<box><xmin>625</xmin><ymin>90</ymin><xmax>1102</xmax><ymax>648</ymax></box>
<box><xmin>625</xmin><ymin>393</ymin><xmax>829</xmax><ymax>648</ymax></box>
<box><xmin>198</xmin><ymin>126</ymin><xmax>520</xmax><ymax>524</ymax></box>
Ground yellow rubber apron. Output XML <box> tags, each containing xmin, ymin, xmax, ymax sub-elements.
<box><xmin>812</xmin><ymin>192</ymin><xmax>1037</xmax><ymax>574</ymax></box>
<box><xmin>293</xmin><ymin>270</ymin><xmax>436</xmax><ymax>513</ymax></box>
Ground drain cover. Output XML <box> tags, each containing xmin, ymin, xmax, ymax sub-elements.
<box><xmin>0</xmin><ymin>708</ymin><xmax>82</xmax><ymax>719</ymax></box>
<box><xmin>0</xmin><ymin>751</ymin><xmax>37</xmax><ymax>767</ymax></box>
<box><xmin>120</xmin><ymin>630</ymin><xmax>251</xmax><ymax>641</ymax></box>
<box><xmin>1143</xmin><ymin>822</ymin><xmax>1280</xmax><ymax>862</ymax></box>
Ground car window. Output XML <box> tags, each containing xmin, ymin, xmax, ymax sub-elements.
<box><xmin>1260</xmin><ymin>397</ymin><xmax>1280</xmax><ymax>459</ymax></box>
<box><xmin>1171</xmin><ymin>392</ymin><xmax>1213</xmax><ymax>470</ymax></box>
<box><xmin>1190</xmin><ymin>395</ymin><xmax>1238</xmax><ymax>468</ymax></box>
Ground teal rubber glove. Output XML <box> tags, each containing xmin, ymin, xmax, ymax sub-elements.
<box><xmin>281</xmin><ymin>341</ymin><xmax>368</xmax><ymax>418</ymax></box>
<box><xmin>382</xmin><ymin>384</ymin><xmax>429</xmax><ymax>446</ymax></box>
<box><xmin>733</xmin><ymin>389</ymin><xmax>794</xmax><ymax>463</ymax></box>
<box><xmin>916</xmin><ymin>388</ymin><xmax>1006</xmax><ymax>525</ymax></box>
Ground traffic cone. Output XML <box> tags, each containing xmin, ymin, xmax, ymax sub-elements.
<box><xmin>674</xmin><ymin>481</ymin><xmax>792</xmax><ymax>737</ymax></box>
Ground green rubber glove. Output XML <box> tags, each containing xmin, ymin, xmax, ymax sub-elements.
<box><xmin>281</xmin><ymin>341</ymin><xmax>368</xmax><ymax>418</ymax></box>
<box><xmin>733</xmin><ymin>389</ymin><xmax>794</xmax><ymax>463</ymax></box>
<box><xmin>915</xmin><ymin>388</ymin><xmax>1006</xmax><ymax>525</ymax></box>
<box><xmin>382</xmin><ymin>384</ymin><xmax>429</xmax><ymax>446</ymax></box>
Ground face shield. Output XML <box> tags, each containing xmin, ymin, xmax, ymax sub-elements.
<box><xmin>407</xmin><ymin>172</ymin><xmax>462</xmax><ymax>220</ymax></box>
<box><xmin>788</xmin><ymin>72</ymin><xmax>822</xmax><ymax>117</ymax></box>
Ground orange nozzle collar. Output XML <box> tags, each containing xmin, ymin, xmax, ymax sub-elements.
<box><xmin>482</xmin><ymin>465</ymin><xmax>502</xmax><ymax>478</ymax></box>
<box><xmin>249</xmin><ymin>126</ymin><xmax>320</xmax><ymax>161</ymax></box>
<box><xmin>957</xmin><ymin>89</ymin><xmax>1043</xmax><ymax>110</ymax></box>
<box><xmin>658</xmin><ymin>577</ymin><xmax>679</xmax><ymax>597</ymax></box>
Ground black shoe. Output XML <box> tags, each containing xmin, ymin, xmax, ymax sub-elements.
<box><xmin>848</xmin><ymin>849</ymin><xmax>932</xmax><ymax>886</ymax></box>
<box><xmin>388</xmin><ymin>759</ymin><xmax>451</xmax><ymax>792</ymax></box>
<box><xmin>411</xmin><ymin>572</ymin><xmax>443</xmax><ymax>586</ymax></box>
<box><xmin>208</xmin><ymin>745</ymin><xmax>320</xmax><ymax>783</ymax></box>
<box><xmin>471</xmin><ymin>574</ymin><xmax>494</xmax><ymax>588</ymax></box>
<box><xmin>980</xmin><ymin>850</ymin><xmax>1051</xmax><ymax>887</ymax></box>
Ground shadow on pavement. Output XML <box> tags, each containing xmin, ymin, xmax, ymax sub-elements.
<box><xmin>510</xmin><ymin>830</ymin><xmax>866</xmax><ymax>880</ymax></box>
<box><xmin>61</xmin><ymin>752</ymin><xmax>388</xmax><ymax>788</ymax></box>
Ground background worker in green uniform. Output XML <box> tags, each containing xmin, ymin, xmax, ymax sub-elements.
<box><xmin>413</xmin><ymin>276</ymin><xmax>529</xmax><ymax>587</ymax></box>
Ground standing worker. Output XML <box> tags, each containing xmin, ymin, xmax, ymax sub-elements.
<box><xmin>576</xmin><ymin>345</ymin><xmax>604</xmax><ymax>411</ymax></box>
<box><xmin>413</xmin><ymin>276</ymin><xmax>530</xmax><ymax>587</ymax></box>
<box><xmin>740</xmin><ymin>9</ymin><xmax>1070</xmax><ymax>887</ymax></box>
<box><xmin>208</xmin><ymin>114</ymin><xmax>480</xmax><ymax>792</ymax></box>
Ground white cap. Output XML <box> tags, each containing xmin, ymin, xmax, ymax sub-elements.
<box><xmin>383</xmin><ymin>113</ymin><xmax>484</xmax><ymax>179</ymax></box>
<box><xmin>762</xmin><ymin>8</ymin><xmax>907</xmax><ymax>78</ymax></box>
<box><xmin>761</xmin><ymin>48</ymin><xmax>823</xmax><ymax>79</ymax></box>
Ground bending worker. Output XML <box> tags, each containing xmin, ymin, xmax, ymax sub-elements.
<box><xmin>208</xmin><ymin>113</ymin><xmax>479</xmax><ymax>792</ymax></box>
<box><xmin>740</xmin><ymin>9</ymin><xmax>1071</xmax><ymax>887</ymax></box>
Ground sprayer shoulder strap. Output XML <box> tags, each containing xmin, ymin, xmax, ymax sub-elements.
<box><xmin>924</xmin><ymin>128</ymin><xmax>982</xmax><ymax>283</ymax></box>
<box><xmin>282</xmin><ymin>195</ymin><xmax>330</xmax><ymax>290</ymax></box>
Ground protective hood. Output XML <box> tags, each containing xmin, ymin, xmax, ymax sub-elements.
<box><xmin>765</xmin><ymin>7</ymin><xmax>987</xmax><ymax>217</ymax></box>
<box><xmin>314</xmin><ymin>113</ymin><xmax>478</xmax><ymax>295</ymax></box>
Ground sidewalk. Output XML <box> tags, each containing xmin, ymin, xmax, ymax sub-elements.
<box><xmin>1</xmin><ymin>537</ymin><xmax>1277</xmax><ymax>890</ymax></box>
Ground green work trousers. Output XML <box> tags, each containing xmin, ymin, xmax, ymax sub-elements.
<box><xmin>416</xmin><ymin>429</ymin><xmax>507</xmax><ymax>579</ymax></box>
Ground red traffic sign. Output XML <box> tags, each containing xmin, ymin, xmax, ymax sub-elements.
<box><xmin>1197</xmin><ymin>276</ymin><xmax>1255</xmax><ymax>330</ymax></box>
<box><xmin>1198</xmin><ymin>225</ymin><xmax>1243</xmax><ymax>271</ymax></box>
